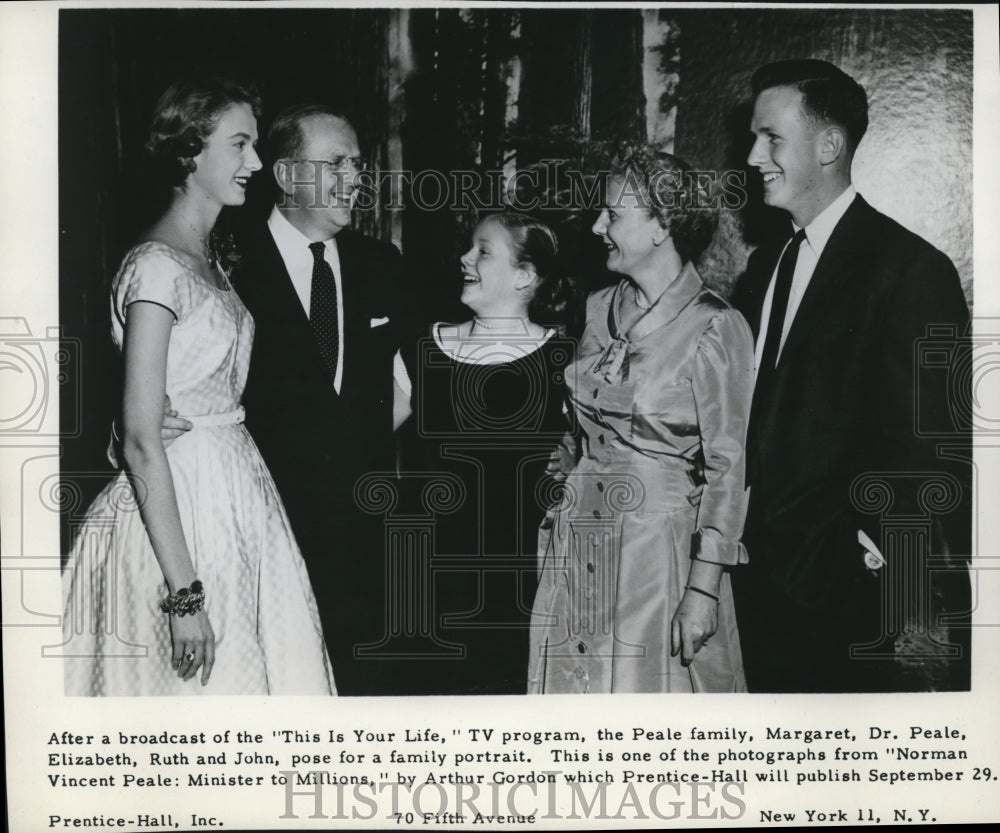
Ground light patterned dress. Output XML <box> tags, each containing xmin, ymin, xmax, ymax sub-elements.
<box><xmin>528</xmin><ymin>264</ymin><xmax>754</xmax><ymax>693</ymax></box>
<box><xmin>62</xmin><ymin>242</ymin><xmax>335</xmax><ymax>695</ymax></box>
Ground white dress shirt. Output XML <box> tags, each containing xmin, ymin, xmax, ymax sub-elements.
<box><xmin>751</xmin><ymin>185</ymin><xmax>882</xmax><ymax>564</ymax></box>
<box><xmin>268</xmin><ymin>206</ymin><xmax>346</xmax><ymax>392</ymax></box>
<box><xmin>754</xmin><ymin>184</ymin><xmax>857</xmax><ymax>378</ymax></box>
<box><xmin>266</xmin><ymin>206</ymin><xmax>411</xmax><ymax>398</ymax></box>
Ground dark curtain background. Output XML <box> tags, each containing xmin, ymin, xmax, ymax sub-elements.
<box><xmin>59</xmin><ymin>7</ymin><xmax>648</xmax><ymax>551</ymax></box>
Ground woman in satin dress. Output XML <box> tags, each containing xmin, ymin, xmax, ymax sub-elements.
<box><xmin>528</xmin><ymin>147</ymin><xmax>754</xmax><ymax>693</ymax></box>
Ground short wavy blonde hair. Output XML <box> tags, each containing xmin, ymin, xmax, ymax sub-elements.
<box><xmin>608</xmin><ymin>144</ymin><xmax>719</xmax><ymax>264</ymax></box>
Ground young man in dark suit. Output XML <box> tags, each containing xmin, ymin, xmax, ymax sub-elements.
<box><xmin>231</xmin><ymin>105</ymin><xmax>409</xmax><ymax>695</ymax></box>
<box><xmin>732</xmin><ymin>60</ymin><xmax>971</xmax><ymax>692</ymax></box>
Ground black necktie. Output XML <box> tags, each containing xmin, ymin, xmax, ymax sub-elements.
<box><xmin>757</xmin><ymin>227</ymin><xmax>806</xmax><ymax>384</ymax></box>
<box><xmin>747</xmin><ymin>228</ymin><xmax>806</xmax><ymax>485</ymax></box>
<box><xmin>309</xmin><ymin>241</ymin><xmax>340</xmax><ymax>385</ymax></box>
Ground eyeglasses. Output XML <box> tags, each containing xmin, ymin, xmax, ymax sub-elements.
<box><xmin>322</xmin><ymin>155</ymin><xmax>368</xmax><ymax>172</ymax></box>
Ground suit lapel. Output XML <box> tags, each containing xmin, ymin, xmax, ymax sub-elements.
<box><xmin>237</xmin><ymin>222</ymin><xmax>343</xmax><ymax>401</ymax></box>
<box><xmin>335</xmin><ymin>231</ymin><xmax>364</xmax><ymax>394</ymax></box>
<box><xmin>247</xmin><ymin>227</ymin><xmax>311</xmax><ymax>332</ymax></box>
<box><xmin>777</xmin><ymin>196</ymin><xmax>871</xmax><ymax>366</ymax></box>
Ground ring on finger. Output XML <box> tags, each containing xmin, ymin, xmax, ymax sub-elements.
<box><xmin>185</xmin><ymin>650</ymin><xmax>196</xmax><ymax>662</ymax></box>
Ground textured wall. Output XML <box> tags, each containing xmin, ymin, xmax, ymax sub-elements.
<box><xmin>673</xmin><ymin>9</ymin><xmax>973</xmax><ymax>305</ymax></box>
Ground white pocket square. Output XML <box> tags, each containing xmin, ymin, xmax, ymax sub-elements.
<box><xmin>370</xmin><ymin>316</ymin><xmax>390</xmax><ymax>327</ymax></box>
<box><xmin>858</xmin><ymin>529</ymin><xmax>885</xmax><ymax>571</ymax></box>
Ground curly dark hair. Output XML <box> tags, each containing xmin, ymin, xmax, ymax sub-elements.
<box><xmin>146</xmin><ymin>76</ymin><xmax>262</xmax><ymax>188</ymax></box>
<box><xmin>608</xmin><ymin>144</ymin><xmax>719</xmax><ymax>264</ymax></box>
<box><xmin>484</xmin><ymin>212</ymin><xmax>573</xmax><ymax>329</ymax></box>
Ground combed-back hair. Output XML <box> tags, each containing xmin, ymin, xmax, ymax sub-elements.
<box><xmin>751</xmin><ymin>58</ymin><xmax>869</xmax><ymax>153</ymax></box>
<box><xmin>484</xmin><ymin>212</ymin><xmax>573</xmax><ymax>328</ymax></box>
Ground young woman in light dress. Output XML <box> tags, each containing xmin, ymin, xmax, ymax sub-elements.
<box><xmin>62</xmin><ymin>77</ymin><xmax>334</xmax><ymax>695</ymax></box>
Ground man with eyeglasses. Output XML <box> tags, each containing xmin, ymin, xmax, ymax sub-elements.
<box><xmin>226</xmin><ymin>104</ymin><xmax>408</xmax><ymax>695</ymax></box>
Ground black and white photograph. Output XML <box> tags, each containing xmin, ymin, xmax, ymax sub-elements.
<box><xmin>2</xmin><ymin>1</ymin><xmax>999</xmax><ymax>829</ymax></box>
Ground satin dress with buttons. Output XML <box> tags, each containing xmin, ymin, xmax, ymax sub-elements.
<box><xmin>527</xmin><ymin>265</ymin><xmax>754</xmax><ymax>693</ymax></box>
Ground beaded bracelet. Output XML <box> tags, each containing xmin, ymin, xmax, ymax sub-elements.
<box><xmin>159</xmin><ymin>580</ymin><xmax>205</xmax><ymax>617</ymax></box>
<box><xmin>684</xmin><ymin>584</ymin><xmax>720</xmax><ymax>604</ymax></box>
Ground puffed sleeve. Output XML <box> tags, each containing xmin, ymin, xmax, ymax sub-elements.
<box><xmin>113</xmin><ymin>246</ymin><xmax>195</xmax><ymax>328</ymax></box>
<box><xmin>689</xmin><ymin>307</ymin><xmax>754</xmax><ymax>566</ymax></box>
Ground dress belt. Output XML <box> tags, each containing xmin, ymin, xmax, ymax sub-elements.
<box><xmin>182</xmin><ymin>406</ymin><xmax>245</xmax><ymax>428</ymax></box>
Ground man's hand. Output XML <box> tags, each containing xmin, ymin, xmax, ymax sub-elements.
<box><xmin>546</xmin><ymin>431</ymin><xmax>577</xmax><ymax>484</ymax></box>
<box><xmin>162</xmin><ymin>395</ymin><xmax>193</xmax><ymax>442</ymax></box>
<box><xmin>544</xmin><ymin>446</ymin><xmax>566</xmax><ymax>482</ymax></box>
<box><xmin>108</xmin><ymin>395</ymin><xmax>191</xmax><ymax>467</ymax></box>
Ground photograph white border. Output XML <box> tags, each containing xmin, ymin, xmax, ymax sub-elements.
<box><xmin>3</xmin><ymin>2</ymin><xmax>999</xmax><ymax>830</ymax></box>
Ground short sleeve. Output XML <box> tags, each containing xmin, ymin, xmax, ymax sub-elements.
<box><xmin>113</xmin><ymin>244</ymin><xmax>195</xmax><ymax>327</ymax></box>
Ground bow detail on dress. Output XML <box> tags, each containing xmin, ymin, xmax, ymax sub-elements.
<box><xmin>591</xmin><ymin>334</ymin><xmax>631</xmax><ymax>383</ymax></box>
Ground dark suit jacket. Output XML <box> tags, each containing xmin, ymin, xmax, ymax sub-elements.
<box><xmin>733</xmin><ymin>195</ymin><xmax>970</xmax><ymax>613</ymax></box>
<box><xmin>231</xmin><ymin>219</ymin><xmax>405</xmax><ymax>583</ymax></box>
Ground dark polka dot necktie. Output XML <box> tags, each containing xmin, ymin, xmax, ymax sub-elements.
<box><xmin>309</xmin><ymin>241</ymin><xmax>339</xmax><ymax>385</ymax></box>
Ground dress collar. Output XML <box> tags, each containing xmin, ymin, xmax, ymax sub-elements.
<box><xmin>609</xmin><ymin>260</ymin><xmax>705</xmax><ymax>343</ymax></box>
<box><xmin>593</xmin><ymin>262</ymin><xmax>705</xmax><ymax>384</ymax></box>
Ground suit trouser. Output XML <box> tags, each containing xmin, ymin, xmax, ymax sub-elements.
<box><xmin>733</xmin><ymin>549</ymin><xmax>971</xmax><ymax>693</ymax></box>
<box><xmin>294</xmin><ymin>513</ymin><xmax>391</xmax><ymax>696</ymax></box>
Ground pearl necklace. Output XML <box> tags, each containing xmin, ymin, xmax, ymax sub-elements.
<box><xmin>472</xmin><ymin>317</ymin><xmax>506</xmax><ymax>331</ymax></box>
<box><xmin>634</xmin><ymin>286</ymin><xmax>652</xmax><ymax>310</ymax></box>
<box><xmin>471</xmin><ymin>317</ymin><xmax>537</xmax><ymax>336</ymax></box>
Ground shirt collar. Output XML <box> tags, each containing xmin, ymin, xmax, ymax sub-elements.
<box><xmin>794</xmin><ymin>184</ymin><xmax>856</xmax><ymax>258</ymax></box>
<box><xmin>267</xmin><ymin>205</ymin><xmax>338</xmax><ymax>271</ymax></box>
